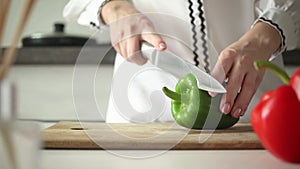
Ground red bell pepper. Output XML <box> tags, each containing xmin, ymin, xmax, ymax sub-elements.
<box><xmin>251</xmin><ymin>60</ymin><xmax>300</xmax><ymax>163</ymax></box>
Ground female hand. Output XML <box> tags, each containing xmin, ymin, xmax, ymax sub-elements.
<box><xmin>101</xmin><ymin>0</ymin><xmax>166</xmax><ymax>65</ymax></box>
<box><xmin>211</xmin><ymin>21</ymin><xmax>282</xmax><ymax>118</ymax></box>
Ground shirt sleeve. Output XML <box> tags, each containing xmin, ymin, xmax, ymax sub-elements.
<box><xmin>63</xmin><ymin>0</ymin><xmax>104</xmax><ymax>29</ymax></box>
<box><xmin>254</xmin><ymin>0</ymin><xmax>300</xmax><ymax>52</ymax></box>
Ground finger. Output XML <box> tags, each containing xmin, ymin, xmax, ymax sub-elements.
<box><xmin>208</xmin><ymin>91</ymin><xmax>218</xmax><ymax>97</ymax></box>
<box><xmin>112</xmin><ymin>42</ymin><xmax>122</xmax><ymax>57</ymax></box>
<box><xmin>208</xmin><ymin>66</ymin><xmax>225</xmax><ymax>97</ymax></box>
<box><xmin>110</xmin><ymin>27</ymin><xmax>125</xmax><ymax>48</ymax></box>
<box><xmin>139</xmin><ymin>18</ymin><xmax>167</xmax><ymax>51</ymax></box>
<box><xmin>126</xmin><ymin>36</ymin><xmax>147</xmax><ymax>65</ymax></box>
<box><xmin>220</xmin><ymin>63</ymin><xmax>246</xmax><ymax>115</ymax></box>
<box><xmin>111</xmin><ymin>29</ymin><xmax>128</xmax><ymax>59</ymax></box>
<box><xmin>231</xmin><ymin>72</ymin><xmax>264</xmax><ymax>118</ymax></box>
<box><xmin>210</xmin><ymin>49</ymin><xmax>235</xmax><ymax>98</ymax></box>
<box><xmin>143</xmin><ymin>33</ymin><xmax>167</xmax><ymax>51</ymax></box>
<box><xmin>117</xmin><ymin>39</ymin><xmax>128</xmax><ymax>59</ymax></box>
<box><xmin>211</xmin><ymin>49</ymin><xmax>237</xmax><ymax>83</ymax></box>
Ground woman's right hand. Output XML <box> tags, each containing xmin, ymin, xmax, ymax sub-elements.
<box><xmin>101</xmin><ymin>0</ymin><xmax>166</xmax><ymax>65</ymax></box>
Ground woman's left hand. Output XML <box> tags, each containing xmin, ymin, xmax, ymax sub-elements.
<box><xmin>210</xmin><ymin>21</ymin><xmax>282</xmax><ymax>118</ymax></box>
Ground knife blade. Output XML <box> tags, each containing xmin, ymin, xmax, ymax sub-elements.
<box><xmin>141</xmin><ymin>42</ymin><xmax>226</xmax><ymax>93</ymax></box>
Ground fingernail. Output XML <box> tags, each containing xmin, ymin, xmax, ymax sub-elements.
<box><xmin>208</xmin><ymin>91</ymin><xmax>217</xmax><ymax>97</ymax></box>
<box><xmin>221</xmin><ymin>103</ymin><xmax>231</xmax><ymax>114</ymax></box>
<box><xmin>234</xmin><ymin>108</ymin><xmax>242</xmax><ymax>117</ymax></box>
<box><xmin>159</xmin><ymin>42</ymin><xmax>166</xmax><ymax>50</ymax></box>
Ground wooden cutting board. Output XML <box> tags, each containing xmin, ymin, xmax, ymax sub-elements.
<box><xmin>42</xmin><ymin>121</ymin><xmax>263</xmax><ymax>150</ymax></box>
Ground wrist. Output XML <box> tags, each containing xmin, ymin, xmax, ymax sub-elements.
<box><xmin>239</xmin><ymin>21</ymin><xmax>282</xmax><ymax>58</ymax></box>
<box><xmin>255</xmin><ymin>21</ymin><xmax>282</xmax><ymax>54</ymax></box>
<box><xmin>97</xmin><ymin>0</ymin><xmax>112</xmax><ymax>25</ymax></box>
<box><xmin>100</xmin><ymin>0</ymin><xmax>138</xmax><ymax>25</ymax></box>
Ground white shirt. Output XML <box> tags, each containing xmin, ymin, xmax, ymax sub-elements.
<box><xmin>63</xmin><ymin>0</ymin><xmax>300</xmax><ymax>123</ymax></box>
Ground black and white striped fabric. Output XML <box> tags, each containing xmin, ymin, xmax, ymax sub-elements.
<box><xmin>187</xmin><ymin>0</ymin><xmax>210</xmax><ymax>73</ymax></box>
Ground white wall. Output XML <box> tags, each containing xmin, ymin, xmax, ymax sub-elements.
<box><xmin>1</xmin><ymin>0</ymin><xmax>110</xmax><ymax>46</ymax></box>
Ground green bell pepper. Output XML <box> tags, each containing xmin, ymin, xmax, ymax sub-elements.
<box><xmin>163</xmin><ymin>73</ymin><xmax>239</xmax><ymax>130</ymax></box>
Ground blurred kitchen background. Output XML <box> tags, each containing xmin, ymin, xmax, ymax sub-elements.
<box><xmin>1</xmin><ymin>0</ymin><xmax>115</xmax><ymax>122</ymax></box>
<box><xmin>0</xmin><ymin>0</ymin><xmax>299</xmax><ymax>123</ymax></box>
<box><xmin>2</xmin><ymin>0</ymin><xmax>110</xmax><ymax>46</ymax></box>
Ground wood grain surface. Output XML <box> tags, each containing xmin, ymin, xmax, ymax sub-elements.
<box><xmin>42</xmin><ymin>121</ymin><xmax>263</xmax><ymax>150</ymax></box>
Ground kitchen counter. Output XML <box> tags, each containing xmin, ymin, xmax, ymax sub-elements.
<box><xmin>1</xmin><ymin>46</ymin><xmax>116</xmax><ymax>64</ymax></box>
<box><xmin>1</xmin><ymin>47</ymin><xmax>299</xmax><ymax>65</ymax></box>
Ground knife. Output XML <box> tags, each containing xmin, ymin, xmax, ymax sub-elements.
<box><xmin>141</xmin><ymin>42</ymin><xmax>226</xmax><ymax>93</ymax></box>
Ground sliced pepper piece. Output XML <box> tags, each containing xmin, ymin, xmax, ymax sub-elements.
<box><xmin>163</xmin><ymin>73</ymin><xmax>239</xmax><ymax>129</ymax></box>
